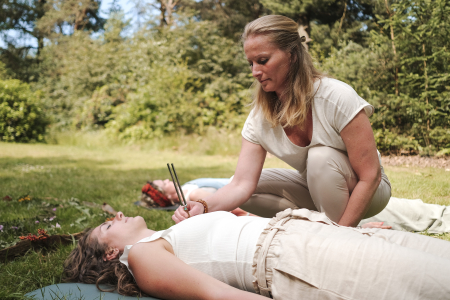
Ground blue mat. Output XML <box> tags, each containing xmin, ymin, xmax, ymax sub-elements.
<box><xmin>25</xmin><ymin>283</ymin><xmax>161</xmax><ymax>300</ymax></box>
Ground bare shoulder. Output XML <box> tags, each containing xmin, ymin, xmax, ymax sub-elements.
<box><xmin>128</xmin><ymin>238</ymin><xmax>174</xmax><ymax>267</ymax></box>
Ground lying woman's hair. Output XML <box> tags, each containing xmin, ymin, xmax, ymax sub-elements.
<box><xmin>242</xmin><ymin>15</ymin><xmax>324</xmax><ymax>128</ymax></box>
<box><xmin>63</xmin><ymin>228</ymin><xmax>146</xmax><ymax>297</ymax></box>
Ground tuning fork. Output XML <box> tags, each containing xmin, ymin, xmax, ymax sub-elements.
<box><xmin>167</xmin><ymin>163</ymin><xmax>190</xmax><ymax>218</ymax></box>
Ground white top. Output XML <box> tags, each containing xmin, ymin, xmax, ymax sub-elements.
<box><xmin>120</xmin><ymin>212</ymin><xmax>270</xmax><ymax>292</ymax></box>
<box><xmin>181</xmin><ymin>183</ymin><xmax>198</xmax><ymax>201</ymax></box>
<box><xmin>242</xmin><ymin>77</ymin><xmax>378</xmax><ymax>177</ymax></box>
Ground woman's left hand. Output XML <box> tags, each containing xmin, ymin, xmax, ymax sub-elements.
<box><xmin>360</xmin><ymin>222</ymin><xmax>392</xmax><ymax>229</ymax></box>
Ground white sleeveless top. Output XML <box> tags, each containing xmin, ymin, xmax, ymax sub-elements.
<box><xmin>119</xmin><ymin>211</ymin><xmax>270</xmax><ymax>292</ymax></box>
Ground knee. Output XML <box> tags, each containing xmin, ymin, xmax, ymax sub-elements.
<box><xmin>307</xmin><ymin>147</ymin><xmax>344</xmax><ymax>181</ymax></box>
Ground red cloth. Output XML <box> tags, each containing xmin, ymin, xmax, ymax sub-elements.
<box><xmin>141</xmin><ymin>183</ymin><xmax>171</xmax><ymax>207</ymax></box>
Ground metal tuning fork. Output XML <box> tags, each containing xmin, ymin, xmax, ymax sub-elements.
<box><xmin>167</xmin><ymin>163</ymin><xmax>190</xmax><ymax>218</ymax></box>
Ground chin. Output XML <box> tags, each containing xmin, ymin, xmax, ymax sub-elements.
<box><xmin>135</xmin><ymin>216</ymin><xmax>148</xmax><ymax>228</ymax></box>
<box><xmin>261</xmin><ymin>85</ymin><xmax>274</xmax><ymax>93</ymax></box>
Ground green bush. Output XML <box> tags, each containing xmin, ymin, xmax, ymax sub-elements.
<box><xmin>0</xmin><ymin>79</ymin><xmax>49</xmax><ymax>142</ymax></box>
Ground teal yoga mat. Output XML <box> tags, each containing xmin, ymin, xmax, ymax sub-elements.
<box><xmin>25</xmin><ymin>283</ymin><xmax>161</xmax><ymax>300</ymax></box>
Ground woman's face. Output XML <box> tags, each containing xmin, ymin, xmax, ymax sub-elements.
<box><xmin>153</xmin><ymin>179</ymin><xmax>178</xmax><ymax>200</ymax></box>
<box><xmin>93</xmin><ymin>212</ymin><xmax>149</xmax><ymax>251</ymax></box>
<box><xmin>244</xmin><ymin>34</ymin><xmax>291</xmax><ymax>98</ymax></box>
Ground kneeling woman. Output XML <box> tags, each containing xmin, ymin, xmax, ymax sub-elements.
<box><xmin>64</xmin><ymin>211</ymin><xmax>450</xmax><ymax>300</ymax></box>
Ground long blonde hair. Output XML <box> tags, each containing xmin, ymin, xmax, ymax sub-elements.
<box><xmin>242</xmin><ymin>15</ymin><xmax>323</xmax><ymax>128</ymax></box>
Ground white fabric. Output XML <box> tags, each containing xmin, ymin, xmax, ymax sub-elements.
<box><xmin>242</xmin><ymin>77</ymin><xmax>377</xmax><ymax>177</ymax></box>
<box><xmin>181</xmin><ymin>183</ymin><xmax>198</xmax><ymax>201</ymax></box>
<box><xmin>120</xmin><ymin>212</ymin><xmax>269</xmax><ymax>292</ymax></box>
<box><xmin>360</xmin><ymin>197</ymin><xmax>450</xmax><ymax>233</ymax></box>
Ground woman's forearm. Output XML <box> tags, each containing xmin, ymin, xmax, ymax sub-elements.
<box><xmin>203</xmin><ymin>180</ymin><xmax>256</xmax><ymax>212</ymax></box>
<box><xmin>202</xmin><ymin>138</ymin><xmax>266</xmax><ymax>213</ymax></box>
<box><xmin>338</xmin><ymin>174</ymin><xmax>381</xmax><ymax>227</ymax></box>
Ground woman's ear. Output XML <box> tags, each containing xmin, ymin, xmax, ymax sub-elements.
<box><xmin>104</xmin><ymin>247</ymin><xmax>120</xmax><ymax>261</ymax></box>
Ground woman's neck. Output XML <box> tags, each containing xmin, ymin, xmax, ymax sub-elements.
<box><xmin>133</xmin><ymin>229</ymin><xmax>156</xmax><ymax>243</ymax></box>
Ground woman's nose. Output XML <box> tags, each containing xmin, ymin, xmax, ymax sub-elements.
<box><xmin>252</xmin><ymin>65</ymin><xmax>262</xmax><ymax>78</ymax></box>
<box><xmin>115</xmin><ymin>211</ymin><xmax>123</xmax><ymax>221</ymax></box>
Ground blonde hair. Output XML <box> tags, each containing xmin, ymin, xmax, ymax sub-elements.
<box><xmin>242</xmin><ymin>15</ymin><xmax>323</xmax><ymax>128</ymax></box>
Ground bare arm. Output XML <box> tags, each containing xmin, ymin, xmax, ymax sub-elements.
<box><xmin>189</xmin><ymin>188</ymin><xmax>216</xmax><ymax>202</ymax></box>
<box><xmin>129</xmin><ymin>239</ymin><xmax>266</xmax><ymax>300</ymax></box>
<box><xmin>338</xmin><ymin>110</ymin><xmax>381</xmax><ymax>227</ymax></box>
<box><xmin>173</xmin><ymin>137</ymin><xmax>266</xmax><ymax>223</ymax></box>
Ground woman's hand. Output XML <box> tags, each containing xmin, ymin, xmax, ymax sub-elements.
<box><xmin>172</xmin><ymin>201</ymin><xmax>204</xmax><ymax>224</ymax></box>
<box><xmin>361</xmin><ymin>222</ymin><xmax>392</xmax><ymax>229</ymax></box>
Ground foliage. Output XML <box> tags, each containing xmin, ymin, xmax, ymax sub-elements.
<box><xmin>38</xmin><ymin>15</ymin><xmax>252</xmax><ymax>138</ymax></box>
<box><xmin>2</xmin><ymin>0</ymin><xmax>450</xmax><ymax>154</ymax></box>
<box><xmin>317</xmin><ymin>0</ymin><xmax>450</xmax><ymax>154</ymax></box>
<box><xmin>0</xmin><ymin>79</ymin><xmax>49</xmax><ymax>142</ymax></box>
<box><xmin>369</xmin><ymin>0</ymin><xmax>450</xmax><ymax>154</ymax></box>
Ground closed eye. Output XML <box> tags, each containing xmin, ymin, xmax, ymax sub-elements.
<box><xmin>107</xmin><ymin>224</ymin><xmax>111</xmax><ymax>229</ymax></box>
<box><xmin>248</xmin><ymin>58</ymin><xmax>268</xmax><ymax>68</ymax></box>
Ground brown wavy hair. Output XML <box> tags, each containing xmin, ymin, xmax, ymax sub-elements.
<box><xmin>63</xmin><ymin>228</ymin><xmax>147</xmax><ymax>297</ymax></box>
<box><xmin>242</xmin><ymin>15</ymin><xmax>324</xmax><ymax>128</ymax></box>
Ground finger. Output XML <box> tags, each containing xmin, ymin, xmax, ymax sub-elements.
<box><xmin>173</xmin><ymin>207</ymin><xmax>188</xmax><ymax>223</ymax></box>
<box><xmin>172</xmin><ymin>214</ymin><xmax>180</xmax><ymax>224</ymax></box>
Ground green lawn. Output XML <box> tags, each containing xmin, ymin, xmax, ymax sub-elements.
<box><xmin>0</xmin><ymin>139</ymin><xmax>449</xmax><ymax>299</ymax></box>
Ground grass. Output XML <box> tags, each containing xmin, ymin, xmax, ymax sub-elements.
<box><xmin>0</xmin><ymin>132</ymin><xmax>449</xmax><ymax>298</ymax></box>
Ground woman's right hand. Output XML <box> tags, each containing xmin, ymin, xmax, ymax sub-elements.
<box><xmin>172</xmin><ymin>201</ymin><xmax>204</xmax><ymax>223</ymax></box>
<box><xmin>173</xmin><ymin>138</ymin><xmax>266</xmax><ymax>224</ymax></box>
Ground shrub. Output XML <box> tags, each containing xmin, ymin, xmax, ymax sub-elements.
<box><xmin>0</xmin><ymin>79</ymin><xmax>49</xmax><ymax>142</ymax></box>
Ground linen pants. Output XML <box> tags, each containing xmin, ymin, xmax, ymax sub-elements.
<box><xmin>252</xmin><ymin>208</ymin><xmax>450</xmax><ymax>300</ymax></box>
<box><xmin>240</xmin><ymin>146</ymin><xmax>391</xmax><ymax>222</ymax></box>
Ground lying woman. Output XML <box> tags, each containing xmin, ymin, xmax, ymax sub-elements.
<box><xmin>146</xmin><ymin>175</ymin><xmax>450</xmax><ymax>233</ymax></box>
<box><xmin>64</xmin><ymin>210</ymin><xmax>450</xmax><ymax>300</ymax></box>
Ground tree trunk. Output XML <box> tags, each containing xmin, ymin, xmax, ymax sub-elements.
<box><xmin>422</xmin><ymin>43</ymin><xmax>430</xmax><ymax>136</ymax></box>
<box><xmin>337</xmin><ymin>2</ymin><xmax>347</xmax><ymax>37</ymax></box>
<box><xmin>384</xmin><ymin>0</ymin><xmax>398</xmax><ymax>96</ymax></box>
<box><xmin>75</xmin><ymin>8</ymin><xmax>88</xmax><ymax>31</ymax></box>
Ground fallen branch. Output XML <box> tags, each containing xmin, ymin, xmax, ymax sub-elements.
<box><xmin>0</xmin><ymin>232</ymin><xmax>84</xmax><ymax>261</ymax></box>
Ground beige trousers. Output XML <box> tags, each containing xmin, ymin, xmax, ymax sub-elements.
<box><xmin>240</xmin><ymin>146</ymin><xmax>391</xmax><ymax>222</ymax></box>
<box><xmin>253</xmin><ymin>209</ymin><xmax>450</xmax><ymax>300</ymax></box>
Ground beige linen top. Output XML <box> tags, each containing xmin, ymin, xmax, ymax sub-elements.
<box><xmin>242</xmin><ymin>77</ymin><xmax>381</xmax><ymax>177</ymax></box>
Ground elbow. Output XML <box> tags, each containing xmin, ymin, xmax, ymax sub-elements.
<box><xmin>359</xmin><ymin>167</ymin><xmax>381</xmax><ymax>189</ymax></box>
<box><xmin>375</xmin><ymin>167</ymin><xmax>382</xmax><ymax>186</ymax></box>
<box><xmin>229</xmin><ymin>178</ymin><xmax>257</xmax><ymax>199</ymax></box>
<box><xmin>369</xmin><ymin>167</ymin><xmax>382</xmax><ymax>189</ymax></box>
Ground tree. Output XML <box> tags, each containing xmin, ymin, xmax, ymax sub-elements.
<box><xmin>0</xmin><ymin>0</ymin><xmax>47</xmax><ymax>81</ymax></box>
<box><xmin>187</xmin><ymin>0</ymin><xmax>268</xmax><ymax>38</ymax></box>
<box><xmin>36</xmin><ymin>0</ymin><xmax>105</xmax><ymax>37</ymax></box>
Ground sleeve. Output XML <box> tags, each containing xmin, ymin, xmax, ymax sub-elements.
<box><xmin>241</xmin><ymin>109</ymin><xmax>261</xmax><ymax>145</ymax></box>
<box><xmin>326</xmin><ymin>82</ymin><xmax>374</xmax><ymax>133</ymax></box>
